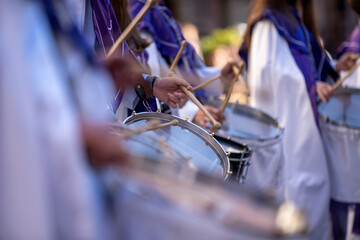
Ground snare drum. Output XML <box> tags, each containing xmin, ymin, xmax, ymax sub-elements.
<box><xmin>103</xmin><ymin>162</ymin><xmax>307</xmax><ymax>240</ymax></box>
<box><xmin>213</xmin><ymin>134</ymin><xmax>252</xmax><ymax>183</ymax></box>
<box><xmin>319</xmin><ymin>88</ymin><xmax>360</xmax><ymax>202</ymax></box>
<box><xmin>123</xmin><ymin>112</ymin><xmax>231</xmax><ymax>180</ymax></box>
<box><xmin>109</xmin><ymin>124</ymin><xmax>191</xmax><ymax>176</ymax></box>
<box><xmin>209</xmin><ymin>100</ymin><xmax>285</xmax><ymax>201</ymax></box>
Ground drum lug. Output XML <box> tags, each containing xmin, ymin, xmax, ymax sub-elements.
<box><xmin>132</xmin><ymin>111</ymin><xmax>137</xmax><ymax>116</ymax></box>
<box><xmin>210</xmin><ymin>132</ymin><xmax>215</xmax><ymax>137</ymax></box>
<box><xmin>185</xmin><ymin>117</ymin><xmax>189</xmax><ymax>121</ymax></box>
<box><xmin>227</xmin><ymin>170</ymin><xmax>233</xmax><ymax>175</ymax></box>
<box><xmin>156</xmin><ymin>109</ymin><xmax>161</xmax><ymax>113</ymax></box>
<box><xmin>226</xmin><ymin>152</ymin><xmax>230</xmax><ymax>157</ymax></box>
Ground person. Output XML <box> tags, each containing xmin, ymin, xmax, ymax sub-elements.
<box><xmin>0</xmin><ymin>0</ymin><xmax>122</xmax><ymax>238</ymax></box>
<box><xmin>335</xmin><ymin>0</ymin><xmax>360</xmax><ymax>88</ymax></box>
<box><xmin>64</xmin><ymin>0</ymin><xmax>192</xmax><ymax>121</ymax></box>
<box><xmin>325</xmin><ymin>1</ymin><xmax>360</xmax><ymax>239</ymax></box>
<box><xmin>130</xmin><ymin>0</ymin><xmax>237</xmax><ymax>129</ymax></box>
<box><xmin>239</xmin><ymin>0</ymin><xmax>333</xmax><ymax>239</ymax></box>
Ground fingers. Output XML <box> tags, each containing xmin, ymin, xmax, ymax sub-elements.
<box><xmin>317</xmin><ymin>82</ymin><xmax>333</xmax><ymax>102</ymax></box>
<box><xmin>197</xmin><ymin>117</ymin><xmax>211</xmax><ymax>129</ymax></box>
<box><xmin>173</xmin><ymin>91</ymin><xmax>186</xmax><ymax>100</ymax></box>
<box><xmin>204</xmin><ymin>106</ymin><xmax>226</xmax><ymax>122</ymax></box>
<box><xmin>337</xmin><ymin>52</ymin><xmax>359</xmax><ymax>71</ymax></box>
<box><xmin>349</xmin><ymin>53</ymin><xmax>359</xmax><ymax>61</ymax></box>
<box><xmin>169</xmin><ymin>77</ymin><xmax>192</xmax><ymax>89</ymax></box>
<box><xmin>167</xmin><ymin>101</ymin><xmax>178</xmax><ymax>108</ymax></box>
<box><xmin>167</xmin><ymin>92</ymin><xmax>181</xmax><ymax>105</ymax></box>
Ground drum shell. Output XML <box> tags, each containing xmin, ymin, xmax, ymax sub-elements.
<box><xmin>210</xmin><ymin>101</ymin><xmax>285</xmax><ymax>202</ymax></box>
<box><xmin>214</xmin><ymin>135</ymin><xmax>252</xmax><ymax>183</ymax></box>
<box><xmin>233</xmin><ymin>135</ymin><xmax>285</xmax><ymax>203</ymax></box>
<box><xmin>320</xmin><ymin>119</ymin><xmax>360</xmax><ymax>202</ymax></box>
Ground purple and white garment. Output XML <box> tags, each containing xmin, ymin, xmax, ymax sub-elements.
<box><xmin>336</xmin><ymin>23</ymin><xmax>360</xmax><ymax>88</ymax></box>
<box><xmin>240</xmin><ymin>8</ymin><xmax>331</xmax><ymax>239</ymax></box>
<box><xmin>91</xmin><ymin>0</ymin><xmax>157</xmax><ymax>117</ymax></box>
<box><xmin>239</xmin><ymin>8</ymin><xmax>333</xmax><ymax>128</ymax></box>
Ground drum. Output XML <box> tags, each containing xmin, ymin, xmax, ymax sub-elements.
<box><xmin>318</xmin><ymin>88</ymin><xmax>360</xmax><ymax>202</ymax></box>
<box><xmin>123</xmin><ymin>112</ymin><xmax>231</xmax><ymax>180</ymax></box>
<box><xmin>213</xmin><ymin>134</ymin><xmax>252</xmax><ymax>183</ymax></box>
<box><xmin>103</xmin><ymin>163</ymin><xmax>307</xmax><ymax>240</ymax></box>
<box><xmin>109</xmin><ymin>124</ymin><xmax>191</xmax><ymax>176</ymax></box>
<box><xmin>209</xmin><ymin>100</ymin><xmax>285</xmax><ymax>201</ymax></box>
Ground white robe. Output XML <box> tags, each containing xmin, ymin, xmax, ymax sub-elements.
<box><xmin>0</xmin><ymin>1</ymin><xmax>109</xmax><ymax>239</ymax></box>
<box><xmin>247</xmin><ymin>20</ymin><xmax>330</xmax><ymax>240</ymax></box>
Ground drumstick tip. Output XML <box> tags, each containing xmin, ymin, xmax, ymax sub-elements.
<box><xmin>171</xmin><ymin>120</ymin><xmax>179</xmax><ymax>126</ymax></box>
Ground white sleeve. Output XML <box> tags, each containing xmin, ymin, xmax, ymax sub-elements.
<box><xmin>177</xmin><ymin>100</ymin><xmax>199</xmax><ymax>121</ymax></box>
<box><xmin>248</xmin><ymin>21</ymin><xmax>331</xmax><ymax>238</ymax></box>
<box><xmin>247</xmin><ymin>20</ymin><xmax>279</xmax><ymax>118</ymax></box>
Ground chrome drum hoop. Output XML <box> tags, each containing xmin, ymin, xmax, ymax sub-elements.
<box><xmin>124</xmin><ymin>112</ymin><xmax>231</xmax><ymax>180</ymax></box>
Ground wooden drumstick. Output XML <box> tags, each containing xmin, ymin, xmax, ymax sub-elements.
<box><xmin>167</xmin><ymin>41</ymin><xmax>221</xmax><ymax>130</ymax></box>
<box><xmin>122</xmin><ymin>120</ymin><xmax>179</xmax><ymax>138</ymax></box>
<box><xmin>179</xmin><ymin>85</ymin><xmax>221</xmax><ymax>129</ymax></box>
<box><xmin>167</xmin><ymin>40</ymin><xmax>188</xmax><ymax>75</ymax></box>
<box><xmin>220</xmin><ymin>64</ymin><xmax>242</xmax><ymax>113</ymax></box>
<box><xmin>106</xmin><ymin>0</ymin><xmax>157</xmax><ymax>59</ymax></box>
<box><xmin>192</xmin><ymin>74</ymin><xmax>221</xmax><ymax>92</ymax></box>
<box><xmin>317</xmin><ymin>61</ymin><xmax>360</xmax><ymax>104</ymax></box>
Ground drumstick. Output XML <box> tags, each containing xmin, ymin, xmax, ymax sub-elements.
<box><xmin>106</xmin><ymin>0</ymin><xmax>156</xmax><ymax>59</ymax></box>
<box><xmin>192</xmin><ymin>74</ymin><xmax>221</xmax><ymax>92</ymax></box>
<box><xmin>167</xmin><ymin>41</ymin><xmax>221</xmax><ymax>130</ymax></box>
<box><xmin>220</xmin><ymin>64</ymin><xmax>242</xmax><ymax>113</ymax></box>
<box><xmin>318</xmin><ymin>61</ymin><xmax>360</xmax><ymax>104</ymax></box>
<box><xmin>121</xmin><ymin>120</ymin><xmax>179</xmax><ymax>138</ymax></box>
<box><xmin>167</xmin><ymin>40</ymin><xmax>188</xmax><ymax>75</ymax></box>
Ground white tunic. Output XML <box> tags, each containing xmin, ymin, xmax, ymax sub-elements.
<box><xmin>0</xmin><ymin>1</ymin><xmax>109</xmax><ymax>239</ymax></box>
<box><xmin>247</xmin><ymin>20</ymin><xmax>330</xmax><ymax>240</ymax></box>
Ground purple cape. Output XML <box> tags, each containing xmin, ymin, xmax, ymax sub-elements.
<box><xmin>91</xmin><ymin>0</ymin><xmax>157</xmax><ymax>113</ymax></box>
<box><xmin>130</xmin><ymin>0</ymin><xmax>197</xmax><ymax>73</ymax></box>
<box><xmin>337</xmin><ymin>24</ymin><xmax>360</xmax><ymax>58</ymax></box>
<box><xmin>239</xmin><ymin>8</ymin><xmax>333</xmax><ymax>128</ymax></box>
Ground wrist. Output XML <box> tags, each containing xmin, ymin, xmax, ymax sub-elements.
<box><xmin>145</xmin><ymin>75</ymin><xmax>159</xmax><ymax>97</ymax></box>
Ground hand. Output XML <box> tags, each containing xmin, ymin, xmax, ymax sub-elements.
<box><xmin>221</xmin><ymin>61</ymin><xmax>243</xmax><ymax>83</ymax></box>
<box><xmin>336</xmin><ymin>52</ymin><xmax>359</xmax><ymax>72</ymax></box>
<box><xmin>316</xmin><ymin>82</ymin><xmax>333</xmax><ymax>102</ymax></box>
<box><xmin>193</xmin><ymin>106</ymin><xmax>225</xmax><ymax>129</ymax></box>
<box><xmin>102</xmin><ymin>57</ymin><xmax>141</xmax><ymax>90</ymax></box>
<box><xmin>81</xmin><ymin>121</ymin><xmax>129</xmax><ymax>168</ymax></box>
<box><xmin>153</xmin><ymin>77</ymin><xmax>192</xmax><ymax>108</ymax></box>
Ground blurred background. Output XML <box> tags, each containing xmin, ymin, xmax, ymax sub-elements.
<box><xmin>166</xmin><ymin>0</ymin><xmax>358</xmax><ymax>67</ymax></box>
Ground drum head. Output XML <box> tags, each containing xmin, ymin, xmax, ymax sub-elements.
<box><xmin>318</xmin><ymin>88</ymin><xmax>360</xmax><ymax>129</ymax></box>
<box><xmin>209</xmin><ymin>100</ymin><xmax>283</xmax><ymax>141</ymax></box>
<box><xmin>124</xmin><ymin>112</ymin><xmax>230</xmax><ymax>180</ymax></box>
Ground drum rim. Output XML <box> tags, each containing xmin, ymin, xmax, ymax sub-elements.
<box><xmin>318</xmin><ymin>88</ymin><xmax>360</xmax><ymax>129</ymax></box>
<box><xmin>209</xmin><ymin>100</ymin><xmax>284</xmax><ymax>141</ymax></box>
<box><xmin>123</xmin><ymin>112</ymin><xmax>231</xmax><ymax>180</ymax></box>
<box><xmin>213</xmin><ymin>134</ymin><xmax>253</xmax><ymax>161</ymax></box>
<box><xmin>229</xmin><ymin>103</ymin><xmax>284</xmax><ymax>140</ymax></box>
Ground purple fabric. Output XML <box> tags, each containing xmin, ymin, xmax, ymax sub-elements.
<box><xmin>337</xmin><ymin>24</ymin><xmax>360</xmax><ymax>59</ymax></box>
<box><xmin>330</xmin><ymin>199</ymin><xmax>360</xmax><ymax>239</ymax></box>
<box><xmin>130</xmin><ymin>0</ymin><xmax>197</xmax><ymax>72</ymax></box>
<box><xmin>91</xmin><ymin>0</ymin><xmax>156</xmax><ymax>114</ymax></box>
<box><xmin>239</xmin><ymin>8</ymin><xmax>332</xmax><ymax>127</ymax></box>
